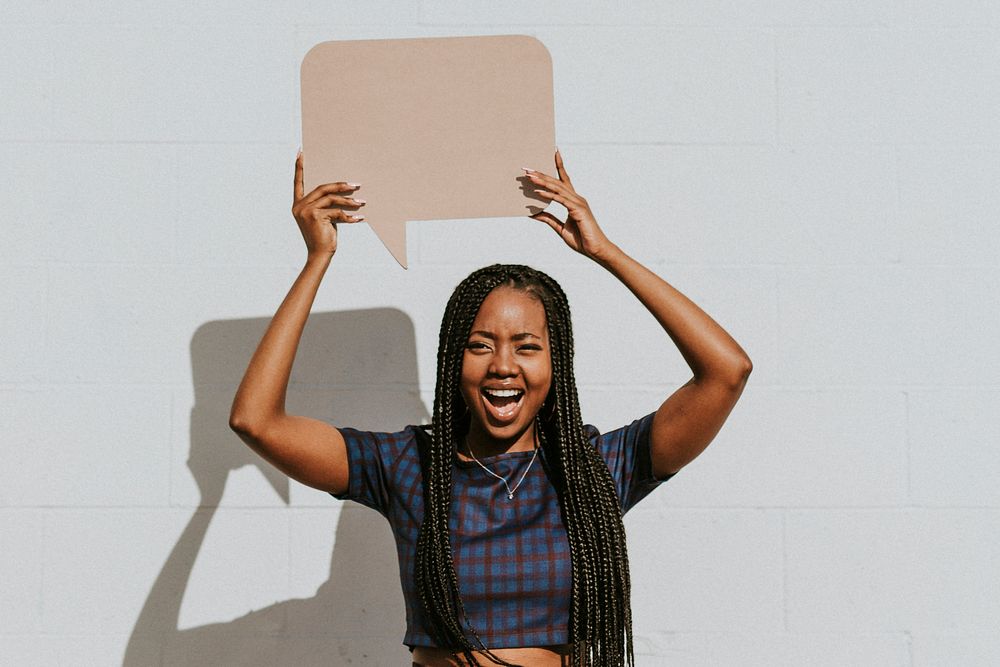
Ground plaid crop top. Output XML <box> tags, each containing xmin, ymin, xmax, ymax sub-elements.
<box><xmin>330</xmin><ymin>412</ymin><xmax>674</xmax><ymax>648</ymax></box>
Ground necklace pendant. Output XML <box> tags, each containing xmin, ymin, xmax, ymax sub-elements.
<box><xmin>507</xmin><ymin>492</ymin><xmax>514</xmax><ymax>500</ymax></box>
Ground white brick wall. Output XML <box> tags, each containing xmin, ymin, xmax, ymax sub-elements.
<box><xmin>2</xmin><ymin>2</ymin><xmax>998</xmax><ymax>664</ymax></box>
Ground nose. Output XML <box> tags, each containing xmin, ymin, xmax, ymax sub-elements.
<box><xmin>488</xmin><ymin>345</ymin><xmax>518</xmax><ymax>377</ymax></box>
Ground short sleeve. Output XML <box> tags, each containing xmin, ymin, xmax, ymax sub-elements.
<box><xmin>587</xmin><ymin>412</ymin><xmax>675</xmax><ymax>514</ymax></box>
<box><xmin>329</xmin><ymin>426</ymin><xmax>413</xmax><ymax>517</ymax></box>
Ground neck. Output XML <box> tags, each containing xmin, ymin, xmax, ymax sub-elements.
<box><xmin>462</xmin><ymin>422</ymin><xmax>538</xmax><ymax>459</ymax></box>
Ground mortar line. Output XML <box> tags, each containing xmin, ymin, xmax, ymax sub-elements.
<box><xmin>781</xmin><ymin>508</ymin><xmax>789</xmax><ymax>632</ymax></box>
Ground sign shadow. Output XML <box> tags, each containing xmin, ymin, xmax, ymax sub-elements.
<box><xmin>125</xmin><ymin>308</ymin><xmax>428</xmax><ymax>665</ymax></box>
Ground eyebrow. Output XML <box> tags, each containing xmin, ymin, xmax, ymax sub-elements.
<box><xmin>469</xmin><ymin>330</ymin><xmax>542</xmax><ymax>341</ymax></box>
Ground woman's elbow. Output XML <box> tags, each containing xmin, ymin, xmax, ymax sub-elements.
<box><xmin>726</xmin><ymin>356</ymin><xmax>753</xmax><ymax>389</ymax></box>
<box><xmin>229</xmin><ymin>412</ymin><xmax>262</xmax><ymax>438</ymax></box>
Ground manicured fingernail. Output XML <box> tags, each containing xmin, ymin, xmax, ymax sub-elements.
<box><xmin>555</xmin><ymin>146</ymin><xmax>560</xmax><ymax>153</ymax></box>
<box><xmin>297</xmin><ymin>145</ymin><xmax>302</xmax><ymax>155</ymax></box>
<box><xmin>354</xmin><ymin>199</ymin><xmax>366</xmax><ymax>204</ymax></box>
<box><xmin>522</xmin><ymin>167</ymin><xmax>536</xmax><ymax>173</ymax></box>
<box><xmin>354</xmin><ymin>214</ymin><xmax>365</xmax><ymax>220</ymax></box>
<box><xmin>347</xmin><ymin>182</ymin><xmax>361</xmax><ymax>188</ymax></box>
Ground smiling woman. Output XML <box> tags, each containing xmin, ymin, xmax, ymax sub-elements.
<box><xmin>229</xmin><ymin>149</ymin><xmax>752</xmax><ymax>667</ymax></box>
<box><xmin>404</xmin><ymin>264</ymin><xmax>648</xmax><ymax>667</ymax></box>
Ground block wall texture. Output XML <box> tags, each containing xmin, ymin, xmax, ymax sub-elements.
<box><xmin>2</xmin><ymin>2</ymin><xmax>999</xmax><ymax>665</ymax></box>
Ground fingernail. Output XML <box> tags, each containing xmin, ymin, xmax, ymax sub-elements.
<box><xmin>355</xmin><ymin>215</ymin><xmax>365</xmax><ymax>220</ymax></box>
<box><xmin>347</xmin><ymin>182</ymin><xmax>361</xmax><ymax>188</ymax></box>
<box><xmin>522</xmin><ymin>167</ymin><xmax>536</xmax><ymax>173</ymax></box>
<box><xmin>555</xmin><ymin>146</ymin><xmax>560</xmax><ymax>153</ymax></box>
<box><xmin>297</xmin><ymin>145</ymin><xmax>302</xmax><ymax>156</ymax></box>
<box><xmin>354</xmin><ymin>199</ymin><xmax>366</xmax><ymax>204</ymax></box>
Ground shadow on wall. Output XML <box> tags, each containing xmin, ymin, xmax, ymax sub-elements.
<box><xmin>125</xmin><ymin>309</ymin><xmax>429</xmax><ymax>665</ymax></box>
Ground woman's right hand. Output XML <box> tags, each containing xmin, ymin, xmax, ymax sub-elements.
<box><xmin>291</xmin><ymin>150</ymin><xmax>366</xmax><ymax>258</ymax></box>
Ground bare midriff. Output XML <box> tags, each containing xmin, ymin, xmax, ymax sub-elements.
<box><xmin>411</xmin><ymin>644</ymin><xmax>574</xmax><ymax>666</ymax></box>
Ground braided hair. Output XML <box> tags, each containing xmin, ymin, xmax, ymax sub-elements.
<box><xmin>414</xmin><ymin>264</ymin><xmax>636</xmax><ymax>667</ymax></box>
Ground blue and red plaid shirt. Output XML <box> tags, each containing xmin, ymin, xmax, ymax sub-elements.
<box><xmin>331</xmin><ymin>412</ymin><xmax>673</xmax><ymax>648</ymax></box>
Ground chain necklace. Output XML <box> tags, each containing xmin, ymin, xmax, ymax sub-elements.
<box><xmin>464</xmin><ymin>430</ymin><xmax>539</xmax><ymax>500</ymax></box>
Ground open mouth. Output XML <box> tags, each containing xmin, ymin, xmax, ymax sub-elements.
<box><xmin>480</xmin><ymin>387</ymin><xmax>525</xmax><ymax>421</ymax></box>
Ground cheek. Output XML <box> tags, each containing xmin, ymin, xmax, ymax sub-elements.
<box><xmin>459</xmin><ymin>355</ymin><xmax>482</xmax><ymax>396</ymax></box>
<box><xmin>533</xmin><ymin>360</ymin><xmax>553</xmax><ymax>396</ymax></box>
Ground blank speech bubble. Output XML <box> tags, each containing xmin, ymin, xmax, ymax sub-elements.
<box><xmin>300</xmin><ymin>35</ymin><xmax>555</xmax><ymax>268</ymax></box>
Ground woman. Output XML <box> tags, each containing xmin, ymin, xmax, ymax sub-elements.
<box><xmin>229</xmin><ymin>149</ymin><xmax>752</xmax><ymax>666</ymax></box>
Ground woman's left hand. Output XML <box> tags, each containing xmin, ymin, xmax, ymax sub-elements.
<box><xmin>525</xmin><ymin>149</ymin><xmax>617</xmax><ymax>262</ymax></box>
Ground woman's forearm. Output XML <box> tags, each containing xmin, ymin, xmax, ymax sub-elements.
<box><xmin>229</xmin><ymin>254</ymin><xmax>332</xmax><ymax>431</ymax></box>
<box><xmin>595</xmin><ymin>243</ymin><xmax>751</xmax><ymax>383</ymax></box>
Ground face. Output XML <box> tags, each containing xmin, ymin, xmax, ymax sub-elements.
<box><xmin>459</xmin><ymin>286</ymin><xmax>553</xmax><ymax>452</ymax></box>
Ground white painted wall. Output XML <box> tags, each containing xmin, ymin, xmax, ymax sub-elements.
<box><xmin>2</xmin><ymin>1</ymin><xmax>998</xmax><ymax>665</ymax></box>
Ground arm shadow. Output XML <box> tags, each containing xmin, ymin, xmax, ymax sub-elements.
<box><xmin>125</xmin><ymin>308</ymin><xmax>428</xmax><ymax>666</ymax></box>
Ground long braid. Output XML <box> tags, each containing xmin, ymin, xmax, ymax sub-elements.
<box><xmin>415</xmin><ymin>264</ymin><xmax>636</xmax><ymax>666</ymax></box>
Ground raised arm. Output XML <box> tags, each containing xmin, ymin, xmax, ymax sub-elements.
<box><xmin>228</xmin><ymin>151</ymin><xmax>367</xmax><ymax>494</ymax></box>
<box><xmin>525</xmin><ymin>150</ymin><xmax>752</xmax><ymax>478</ymax></box>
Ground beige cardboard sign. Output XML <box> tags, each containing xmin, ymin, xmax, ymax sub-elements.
<box><xmin>300</xmin><ymin>35</ymin><xmax>555</xmax><ymax>268</ymax></box>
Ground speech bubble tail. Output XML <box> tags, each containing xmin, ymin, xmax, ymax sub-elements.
<box><xmin>367</xmin><ymin>217</ymin><xmax>409</xmax><ymax>269</ymax></box>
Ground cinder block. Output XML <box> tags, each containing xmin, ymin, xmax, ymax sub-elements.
<box><xmin>184</xmin><ymin>1</ymin><xmax>418</xmax><ymax>27</ymax></box>
<box><xmin>42</xmin><ymin>509</ymin><xmax>188</xmax><ymax>635</ymax></box>
<box><xmin>36</xmin><ymin>2</ymin><xmax>177</xmax><ymax>24</ymax></box>
<box><xmin>171</xmin><ymin>508</ymin><xmax>290</xmax><ymax>631</ymax></box>
<box><xmin>0</xmin><ymin>266</ymin><xmax>46</xmax><ymax>384</ymax></box>
<box><xmin>913</xmin><ymin>632</ymin><xmax>1000</xmax><ymax>667</ymax></box>
<box><xmin>420</xmin><ymin>1</ymin><xmax>897</xmax><ymax>27</ymax></box>
<box><xmin>0</xmin><ymin>510</ymin><xmax>44</xmax><ymax>634</ymax></box>
<box><xmin>45</xmin><ymin>264</ymin><xmax>189</xmax><ymax>384</ymax></box>
<box><xmin>0</xmin><ymin>146</ymin><xmax>48</xmax><ymax>263</ymax></box>
<box><xmin>778</xmin><ymin>266</ymin><xmax>1000</xmax><ymax>386</ymax></box>
<box><xmin>779</xmin><ymin>29</ymin><xmax>1000</xmax><ymax>144</ymax></box>
<box><xmin>416</xmin><ymin>215</ymin><xmax>574</xmax><ymax>271</ymax></box>
<box><xmin>537</xmin><ymin>28</ymin><xmax>775</xmax><ymax>144</ymax></box>
<box><xmin>49</xmin><ymin>24</ymin><xmax>296</xmax><ymax>143</ymax></box>
<box><xmin>908</xmin><ymin>2</ymin><xmax>1000</xmax><ymax>26</ymax></box>
<box><xmin>786</xmin><ymin>509</ymin><xmax>1000</xmax><ymax>633</ymax></box>
<box><xmin>41</xmin><ymin>633</ymin><xmax>163</xmax><ymax>667</ymax></box>
<box><xmin>37</xmin><ymin>143</ymin><xmax>177</xmax><ymax>263</ymax></box>
<box><xmin>562</xmin><ymin>262</ymin><xmax>767</xmax><ymax>388</ymax></box>
<box><xmin>0</xmin><ymin>635</ymin><xmax>60</xmax><ymax>667</ymax></box>
<box><xmin>898</xmin><ymin>146</ymin><xmax>1000</xmax><ymax>265</ymax></box>
<box><xmin>171</xmin><ymin>382</ymin><xmax>287</xmax><ymax>509</ymax></box>
<box><xmin>576</xmin><ymin>388</ymin><xmax>666</xmax><ymax>438</ymax></box>
<box><xmin>2</xmin><ymin>385</ymin><xmax>171</xmax><ymax>506</ymax></box>
<box><xmin>162</xmin><ymin>633</ymin><xmax>412</xmax><ymax>666</ymax></box>
<box><xmin>634</xmin><ymin>631</ymin><xmax>911</xmax><ymax>666</ymax></box>
<box><xmin>0</xmin><ymin>30</ymin><xmax>51</xmax><ymax>142</ymax></box>
<box><xmin>763</xmin><ymin>3</ymin><xmax>901</xmax><ymax>26</ymax></box>
<box><xmin>779</xmin><ymin>29</ymin><xmax>905</xmax><ymax>144</ymax></box>
<box><xmin>664</xmin><ymin>387</ymin><xmax>907</xmax><ymax>508</ymax></box>
<box><xmin>175</xmin><ymin>144</ymin><xmax>302</xmax><ymax>269</ymax></box>
<box><xmin>626</xmin><ymin>508</ymin><xmax>783</xmax><ymax>632</ymax></box>
<box><xmin>909</xmin><ymin>389</ymin><xmax>1000</xmax><ymax>507</ymax></box>
<box><xmin>287</xmin><ymin>508</ymin><xmax>342</xmax><ymax>599</ymax></box>
<box><xmin>286</xmin><ymin>505</ymin><xmax>405</xmax><ymax>638</ymax></box>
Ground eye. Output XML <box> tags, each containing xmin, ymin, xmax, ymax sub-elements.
<box><xmin>519</xmin><ymin>344</ymin><xmax>543</xmax><ymax>352</ymax></box>
<box><xmin>466</xmin><ymin>341</ymin><xmax>490</xmax><ymax>351</ymax></box>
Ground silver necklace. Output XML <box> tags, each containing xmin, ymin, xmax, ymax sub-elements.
<box><xmin>464</xmin><ymin>431</ymin><xmax>539</xmax><ymax>500</ymax></box>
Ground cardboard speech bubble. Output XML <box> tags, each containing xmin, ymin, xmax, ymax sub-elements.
<box><xmin>300</xmin><ymin>35</ymin><xmax>556</xmax><ymax>268</ymax></box>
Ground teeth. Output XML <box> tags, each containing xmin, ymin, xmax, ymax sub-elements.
<box><xmin>483</xmin><ymin>388</ymin><xmax>522</xmax><ymax>398</ymax></box>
